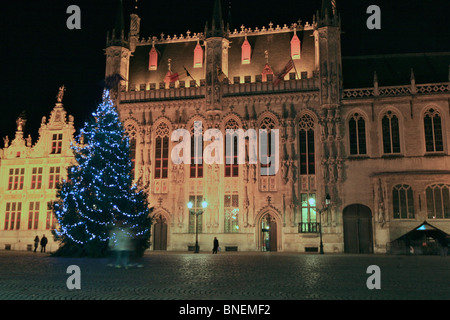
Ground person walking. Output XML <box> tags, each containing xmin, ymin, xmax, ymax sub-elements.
<box><xmin>40</xmin><ymin>234</ymin><xmax>48</xmax><ymax>253</ymax></box>
<box><xmin>212</xmin><ymin>237</ymin><xmax>219</xmax><ymax>254</ymax></box>
<box><xmin>33</xmin><ymin>236</ymin><xmax>39</xmax><ymax>253</ymax></box>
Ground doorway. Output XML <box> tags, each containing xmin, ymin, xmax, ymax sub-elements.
<box><xmin>153</xmin><ymin>215</ymin><xmax>168</xmax><ymax>251</ymax></box>
<box><xmin>343</xmin><ymin>204</ymin><xmax>373</xmax><ymax>253</ymax></box>
<box><xmin>261</xmin><ymin>214</ymin><xmax>277</xmax><ymax>252</ymax></box>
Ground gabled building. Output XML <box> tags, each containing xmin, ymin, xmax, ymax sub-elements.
<box><xmin>0</xmin><ymin>87</ymin><xmax>75</xmax><ymax>252</ymax></box>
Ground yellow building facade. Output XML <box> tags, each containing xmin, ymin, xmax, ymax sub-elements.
<box><xmin>0</xmin><ymin>90</ymin><xmax>75</xmax><ymax>252</ymax></box>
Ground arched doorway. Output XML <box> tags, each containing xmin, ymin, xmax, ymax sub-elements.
<box><xmin>343</xmin><ymin>204</ymin><xmax>373</xmax><ymax>253</ymax></box>
<box><xmin>261</xmin><ymin>214</ymin><xmax>277</xmax><ymax>252</ymax></box>
<box><xmin>153</xmin><ymin>215</ymin><xmax>168</xmax><ymax>251</ymax></box>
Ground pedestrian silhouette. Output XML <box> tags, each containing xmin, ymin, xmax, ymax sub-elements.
<box><xmin>40</xmin><ymin>235</ymin><xmax>48</xmax><ymax>253</ymax></box>
<box><xmin>110</xmin><ymin>221</ymin><xmax>133</xmax><ymax>268</ymax></box>
<box><xmin>213</xmin><ymin>237</ymin><xmax>219</xmax><ymax>254</ymax></box>
<box><xmin>33</xmin><ymin>236</ymin><xmax>39</xmax><ymax>253</ymax></box>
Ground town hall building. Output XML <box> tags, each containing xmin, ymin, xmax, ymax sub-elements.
<box><xmin>1</xmin><ymin>0</ymin><xmax>449</xmax><ymax>254</ymax></box>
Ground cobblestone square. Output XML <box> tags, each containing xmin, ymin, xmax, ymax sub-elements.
<box><xmin>0</xmin><ymin>250</ymin><xmax>449</xmax><ymax>301</ymax></box>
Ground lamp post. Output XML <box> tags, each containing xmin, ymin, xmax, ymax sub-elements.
<box><xmin>188</xmin><ymin>200</ymin><xmax>208</xmax><ymax>253</ymax></box>
<box><xmin>318</xmin><ymin>194</ymin><xmax>331</xmax><ymax>254</ymax></box>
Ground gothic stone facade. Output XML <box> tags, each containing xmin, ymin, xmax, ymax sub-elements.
<box><xmin>106</xmin><ymin>6</ymin><xmax>450</xmax><ymax>253</ymax></box>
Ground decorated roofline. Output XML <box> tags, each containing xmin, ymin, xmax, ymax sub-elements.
<box><xmin>131</xmin><ymin>21</ymin><xmax>315</xmax><ymax>47</ymax></box>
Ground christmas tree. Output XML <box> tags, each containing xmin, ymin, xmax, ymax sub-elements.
<box><xmin>53</xmin><ymin>90</ymin><xmax>151</xmax><ymax>257</ymax></box>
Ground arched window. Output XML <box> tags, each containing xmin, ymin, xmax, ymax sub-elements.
<box><xmin>349</xmin><ymin>113</ymin><xmax>367</xmax><ymax>155</ymax></box>
<box><xmin>224</xmin><ymin>119</ymin><xmax>239</xmax><ymax>177</ymax></box>
<box><xmin>392</xmin><ymin>184</ymin><xmax>414</xmax><ymax>219</ymax></box>
<box><xmin>382</xmin><ymin>111</ymin><xmax>400</xmax><ymax>154</ymax></box>
<box><xmin>154</xmin><ymin>122</ymin><xmax>170</xmax><ymax>179</ymax></box>
<box><xmin>260</xmin><ymin>117</ymin><xmax>276</xmax><ymax>176</ymax></box>
<box><xmin>190</xmin><ymin>121</ymin><xmax>203</xmax><ymax>178</ymax></box>
<box><xmin>426</xmin><ymin>184</ymin><xmax>450</xmax><ymax>219</ymax></box>
<box><xmin>299</xmin><ymin>114</ymin><xmax>315</xmax><ymax>175</ymax></box>
<box><xmin>424</xmin><ymin>108</ymin><xmax>444</xmax><ymax>152</ymax></box>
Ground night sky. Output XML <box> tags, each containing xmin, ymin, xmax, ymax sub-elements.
<box><xmin>0</xmin><ymin>0</ymin><xmax>449</xmax><ymax>142</ymax></box>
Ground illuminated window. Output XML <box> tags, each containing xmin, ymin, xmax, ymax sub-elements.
<box><xmin>28</xmin><ymin>202</ymin><xmax>40</xmax><ymax>230</ymax></box>
<box><xmin>46</xmin><ymin>202</ymin><xmax>58</xmax><ymax>230</ymax></box>
<box><xmin>8</xmin><ymin>168</ymin><xmax>25</xmax><ymax>190</ymax></box>
<box><xmin>299</xmin><ymin>193</ymin><xmax>317</xmax><ymax>233</ymax></box>
<box><xmin>4</xmin><ymin>202</ymin><xmax>22</xmax><ymax>230</ymax></box>
<box><xmin>188</xmin><ymin>195</ymin><xmax>203</xmax><ymax>233</ymax></box>
<box><xmin>224</xmin><ymin>194</ymin><xmax>239</xmax><ymax>233</ymax></box>
<box><xmin>392</xmin><ymin>184</ymin><xmax>415</xmax><ymax>219</ymax></box>
<box><xmin>426</xmin><ymin>184</ymin><xmax>450</xmax><ymax>219</ymax></box>
<box><xmin>48</xmin><ymin>167</ymin><xmax>60</xmax><ymax>189</ymax></box>
<box><xmin>224</xmin><ymin>119</ymin><xmax>239</xmax><ymax>177</ymax></box>
<box><xmin>424</xmin><ymin>108</ymin><xmax>443</xmax><ymax>152</ymax></box>
<box><xmin>190</xmin><ymin>122</ymin><xmax>203</xmax><ymax>178</ymax></box>
<box><xmin>193</xmin><ymin>42</ymin><xmax>203</xmax><ymax>68</ymax></box>
<box><xmin>260</xmin><ymin>117</ymin><xmax>276</xmax><ymax>176</ymax></box>
<box><xmin>51</xmin><ymin>133</ymin><xmax>63</xmax><ymax>154</ymax></box>
<box><xmin>299</xmin><ymin>114</ymin><xmax>315</xmax><ymax>175</ymax></box>
<box><xmin>149</xmin><ymin>46</ymin><xmax>158</xmax><ymax>71</ymax></box>
<box><xmin>382</xmin><ymin>111</ymin><xmax>401</xmax><ymax>154</ymax></box>
<box><xmin>154</xmin><ymin>123</ymin><xmax>170</xmax><ymax>179</ymax></box>
<box><xmin>349</xmin><ymin>113</ymin><xmax>367</xmax><ymax>155</ymax></box>
<box><xmin>291</xmin><ymin>33</ymin><xmax>301</xmax><ymax>60</ymax></box>
<box><xmin>241</xmin><ymin>37</ymin><xmax>251</xmax><ymax>64</ymax></box>
<box><xmin>31</xmin><ymin>167</ymin><xmax>43</xmax><ymax>189</ymax></box>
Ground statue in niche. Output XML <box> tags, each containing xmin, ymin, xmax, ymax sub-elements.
<box><xmin>337</xmin><ymin>159</ymin><xmax>344</xmax><ymax>182</ymax></box>
<box><xmin>321</xmin><ymin>159</ymin><xmax>328</xmax><ymax>182</ymax></box>
<box><xmin>377</xmin><ymin>179</ymin><xmax>386</xmax><ymax>226</ymax></box>
<box><xmin>281</xmin><ymin>160</ymin><xmax>289</xmax><ymax>184</ymax></box>
<box><xmin>177</xmin><ymin>164</ymin><xmax>185</xmax><ymax>183</ymax></box>
<box><xmin>172</xmin><ymin>164</ymin><xmax>178</xmax><ymax>182</ymax></box>
<box><xmin>288</xmin><ymin>160</ymin><xmax>297</xmax><ymax>184</ymax></box>
<box><xmin>250</xmin><ymin>164</ymin><xmax>257</xmax><ymax>183</ymax></box>
<box><xmin>328</xmin><ymin>159</ymin><xmax>336</xmax><ymax>183</ymax></box>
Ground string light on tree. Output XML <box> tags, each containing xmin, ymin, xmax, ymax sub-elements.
<box><xmin>53</xmin><ymin>89</ymin><xmax>152</xmax><ymax>257</ymax></box>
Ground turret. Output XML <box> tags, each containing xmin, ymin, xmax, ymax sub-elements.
<box><xmin>105</xmin><ymin>0</ymin><xmax>131</xmax><ymax>95</ymax></box>
<box><xmin>204</xmin><ymin>0</ymin><xmax>230</xmax><ymax>110</ymax></box>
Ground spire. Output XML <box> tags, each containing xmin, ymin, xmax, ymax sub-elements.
<box><xmin>227</xmin><ymin>0</ymin><xmax>233</xmax><ymax>30</ymax></box>
<box><xmin>114</xmin><ymin>0</ymin><xmax>125</xmax><ymax>39</ymax></box>
<box><xmin>319</xmin><ymin>0</ymin><xmax>338</xmax><ymax>26</ymax></box>
<box><xmin>107</xmin><ymin>0</ymin><xmax>129</xmax><ymax>48</ymax></box>
<box><xmin>205</xmin><ymin>0</ymin><xmax>226</xmax><ymax>38</ymax></box>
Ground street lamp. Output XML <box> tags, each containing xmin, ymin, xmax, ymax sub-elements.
<box><xmin>188</xmin><ymin>200</ymin><xmax>208</xmax><ymax>253</ymax></box>
<box><xmin>317</xmin><ymin>194</ymin><xmax>331</xmax><ymax>254</ymax></box>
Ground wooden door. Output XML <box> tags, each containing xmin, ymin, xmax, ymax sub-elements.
<box><xmin>343</xmin><ymin>204</ymin><xmax>373</xmax><ymax>254</ymax></box>
<box><xmin>153</xmin><ymin>216</ymin><xmax>167</xmax><ymax>250</ymax></box>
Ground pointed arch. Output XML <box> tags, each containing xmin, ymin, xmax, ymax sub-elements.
<box><xmin>255</xmin><ymin>205</ymin><xmax>283</xmax><ymax>252</ymax></box>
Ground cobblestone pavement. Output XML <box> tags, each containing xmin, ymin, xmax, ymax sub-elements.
<box><xmin>0</xmin><ymin>250</ymin><xmax>449</xmax><ymax>300</ymax></box>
